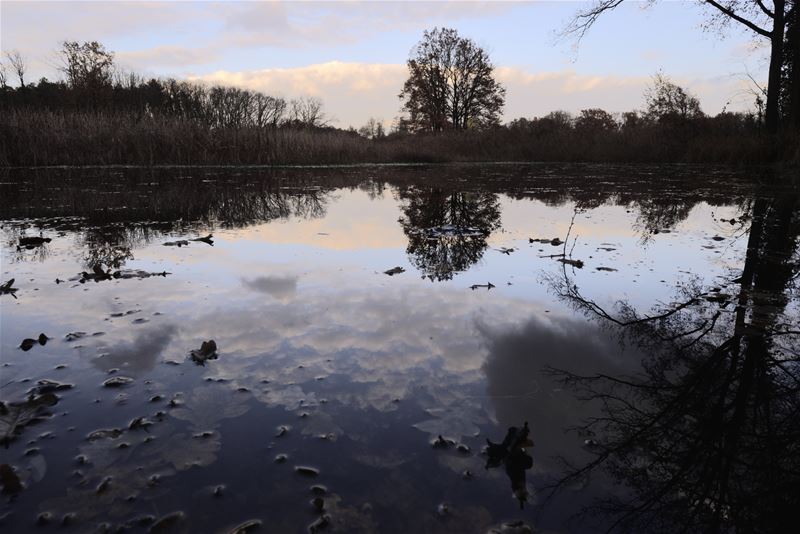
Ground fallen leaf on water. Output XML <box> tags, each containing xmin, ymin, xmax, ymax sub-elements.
<box><xmin>225</xmin><ymin>519</ymin><xmax>262</xmax><ymax>534</ymax></box>
<box><xmin>1</xmin><ymin>279</ymin><xmax>18</xmax><ymax>298</ymax></box>
<box><xmin>149</xmin><ymin>511</ymin><xmax>186</xmax><ymax>533</ymax></box>
<box><xmin>102</xmin><ymin>376</ymin><xmax>134</xmax><ymax>388</ymax></box>
<box><xmin>384</xmin><ymin>266</ymin><xmax>405</xmax><ymax>276</ymax></box>
<box><xmin>557</xmin><ymin>258</ymin><xmax>584</xmax><ymax>269</ymax></box>
<box><xmin>0</xmin><ymin>393</ymin><xmax>59</xmax><ymax>445</ymax></box>
<box><xmin>0</xmin><ymin>463</ymin><xmax>23</xmax><ymax>494</ymax></box>
<box><xmin>295</xmin><ymin>465</ymin><xmax>320</xmax><ymax>477</ymax></box>
<box><xmin>189</xmin><ymin>340</ymin><xmax>218</xmax><ymax>365</ymax></box>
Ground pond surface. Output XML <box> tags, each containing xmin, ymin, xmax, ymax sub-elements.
<box><xmin>1</xmin><ymin>164</ymin><xmax>798</xmax><ymax>533</ymax></box>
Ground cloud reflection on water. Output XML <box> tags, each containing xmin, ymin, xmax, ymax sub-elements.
<box><xmin>92</xmin><ymin>323</ymin><xmax>178</xmax><ymax>374</ymax></box>
<box><xmin>242</xmin><ymin>275</ymin><xmax>298</xmax><ymax>302</ymax></box>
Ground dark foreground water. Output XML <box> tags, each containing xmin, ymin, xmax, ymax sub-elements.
<box><xmin>0</xmin><ymin>164</ymin><xmax>798</xmax><ymax>533</ymax></box>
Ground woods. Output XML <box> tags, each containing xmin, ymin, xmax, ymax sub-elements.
<box><xmin>0</xmin><ymin>28</ymin><xmax>793</xmax><ymax>166</ymax></box>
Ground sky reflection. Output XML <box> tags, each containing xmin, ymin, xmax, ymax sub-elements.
<box><xmin>0</xmin><ymin>165</ymin><xmax>785</xmax><ymax>532</ymax></box>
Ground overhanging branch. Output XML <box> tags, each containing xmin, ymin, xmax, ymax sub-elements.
<box><xmin>703</xmin><ymin>0</ymin><xmax>772</xmax><ymax>38</ymax></box>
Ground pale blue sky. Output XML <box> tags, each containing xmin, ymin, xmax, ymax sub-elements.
<box><xmin>2</xmin><ymin>1</ymin><xmax>769</xmax><ymax>127</ymax></box>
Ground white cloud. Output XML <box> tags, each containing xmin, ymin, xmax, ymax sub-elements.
<box><xmin>117</xmin><ymin>46</ymin><xmax>221</xmax><ymax>69</ymax></box>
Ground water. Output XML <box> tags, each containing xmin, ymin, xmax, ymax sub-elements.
<box><xmin>0</xmin><ymin>164</ymin><xmax>797</xmax><ymax>533</ymax></box>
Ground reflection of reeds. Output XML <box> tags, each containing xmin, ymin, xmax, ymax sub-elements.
<box><xmin>0</xmin><ymin>168</ymin><xmax>334</xmax><ymax>269</ymax></box>
<box><xmin>0</xmin><ymin>109</ymin><xmax>783</xmax><ymax>166</ymax></box>
<box><xmin>0</xmin><ymin>167</ymin><xmax>331</xmax><ymax>226</ymax></box>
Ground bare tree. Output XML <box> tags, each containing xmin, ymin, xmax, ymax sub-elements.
<box><xmin>564</xmin><ymin>1</ymin><xmax>796</xmax><ymax>133</ymax></box>
<box><xmin>5</xmin><ymin>50</ymin><xmax>26</xmax><ymax>87</ymax></box>
<box><xmin>253</xmin><ymin>94</ymin><xmax>286</xmax><ymax>128</ymax></box>
<box><xmin>358</xmin><ymin>117</ymin><xmax>386</xmax><ymax>139</ymax></box>
<box><xmin>289</xmin><ymin>97</ymin><xmax>328</xmax><ymax>128</ymax></box>
<box><xmin>0</xmin><ymin>61</ymin><xmax>7</xmax><ymax>89</ymax></box>
<box><xmin>400</xmin><ymin>27</ymin><xmax>506</xmax><ymax>132</ymax></box>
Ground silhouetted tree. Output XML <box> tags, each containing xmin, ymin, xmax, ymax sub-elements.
<box><xmin>565</xmin><ymin>0</ymin><xmax>797</xmax><ymax>133</ymax></box>
<box><xmin>289</xmin><ymin>96</ymin><xmax>328</xmax><ymax>128</ymax></box>
<box><xmin>575</xmin><ymin>108</ymin><xmax>618</xmax><ymax>133</ymax></box>
<box><xmin>783</xmin><ymin>5</ymin><xmax>800</xmax><ymax>127</ymax></box>
<box><xmin>644</xmin><ymin>73</ymin><xmax>704</xmax><ymax>122</ymax></box>
<box><xmin>400</xmin><ymin>27</ymin><xmax>505</xmax><ymax>132</ymax></box>
<box><xmin>58</xmin><ymin>41</ymin><xmax>115</xmax><ymax>91</ymax></box>
<box><xmin>5</xmin><ymin>50</ymin><xmax>26</xmax><ymax>88</ymax></box>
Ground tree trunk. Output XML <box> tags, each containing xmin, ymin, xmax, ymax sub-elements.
<box><xmin>766</xmin><ymin>0</ymin><xmax>786</xmax><ymax>133</ymax></box>
<box><xmin>789</xmin><ymin>6</ymin><xmax>800</xmax><ymax>130</ymax></box>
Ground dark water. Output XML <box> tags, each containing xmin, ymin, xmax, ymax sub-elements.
<box><xmin>0</xmin><ymin>164</ymin><xmax>797</xmax><ymax>533</ymax></box>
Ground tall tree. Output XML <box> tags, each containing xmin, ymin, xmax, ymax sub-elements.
<box><xmin>400</xmin><ymin>27</ymin><xmax>505</xmax><ymax>132</ymax></box>
<box><xmin>784</xmin><ymin>5</ymin><xmax>800</xmax><ymax>127</ymax></box>
<box><xmin>565</xmin><ymin>1</ymin><xmax>797</xmax><ymax>133</ymax></box>
<box><xmin>58</xmin><ymin>41</ymin><xmax>115</xmax><ymax>90</ymax></box>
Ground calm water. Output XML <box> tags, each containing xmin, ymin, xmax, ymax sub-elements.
<box><xmin>0</xmin><ymin>165</ymin><xmax>797</xmax><ymax>533</ymax></box>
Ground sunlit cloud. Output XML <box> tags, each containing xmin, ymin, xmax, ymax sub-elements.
<box><xmin>190</xmin><ymin>62</ymin><xmax>406</xmax><ymax>97</ymax></box>
<box><xmin>117</xmin><ymin>45</ymin><xmax>221</xmax><ymax>69</ymax></box>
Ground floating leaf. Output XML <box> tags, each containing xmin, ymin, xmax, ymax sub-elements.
<box><xmin>0</xmin><ymin>393</ymin><xmax>58</xmax><ymax>445</ymax></box>
<box><xmin>189</xmin><ymin>340</ymin><xmax>218</xmax><ymax>365</ymax></box>
<box><xmin>102</xmin><ymin>376</ymin><xmax>134</xmax><ymax>388</ymax></box>
<box><xmin>0</xmin><ymin>463</ymin><xmax>23</xmax><ymax>493</ymax></box>
<box><xmin>149</xmin><ymin>511</ymin><xmax>185</xmax><ymax>533</ymax></box>
<box><xmin>225</xmin><ymin>519</ymin><xmax>262</xmax><ymax>534</ymax></box>
<box><xmin>557</xmin><ymin>258</ymin><xmax>584</xmax><ymax>269</ymax></box>
<box><xmin>0</xmin><ymin>278</ymin><xmax>17</xmax><ymax>298</ymax></box>
<box><xmin>65</xmin><ymin>332</ymin><xmax>87</xmax><ymax>342</ymax></box>
<box><xmin>31</xmin><ymin>379</ymin><xmax>73</xmax><ymax>394</ymax></box>
<box><xmin>87</xmin><ymin>428</ymin><xmax>124</xmax><ymax>441</ymax></box>
<box><xmin>294</xmin><ymin>465</ymin><xmax>320</xmax><ymax>477</ymax></box>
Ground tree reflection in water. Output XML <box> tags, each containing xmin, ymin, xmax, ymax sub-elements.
<box><xmin>2</xmin><ymin>169</ymin><xmax>331</xmax><ymax>270</ymax></box>
<box><xmin>398</xmin><ymin>187</ymin><xmax>501</xmax><ymax>281</ymax></box>
<box><xmin>547</xmin><ymin>189</ymin><xmax>800</xmax><ymax>533</ymax></box>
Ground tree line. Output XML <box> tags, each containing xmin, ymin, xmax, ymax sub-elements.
<box><xmin>0</xmin><ymin>25</ymin><xmax>795</xmax><ymax>165</ymax></box>
<box><xmin>0</xmin><ymin>41</ymin><xmax>330</xmax><ymax>130</ymax></box>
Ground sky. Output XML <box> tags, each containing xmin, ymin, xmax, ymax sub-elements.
<box><xmin>1</xmin><ymin>1</ymin><xmax>771</xmax><ymax>129</ymax></box>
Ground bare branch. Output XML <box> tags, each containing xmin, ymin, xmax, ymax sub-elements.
<box><xmin>755</xmin><ymin>0</ymin><xmax>775</xmax><ymax>18</ymax></box>
<box><xmin>563</xmin><ymin>0</ymin><xmax>625</xmax><ymax>43</ymax></box>
<box><xmin>703</xmin><ymin>0</ymin><xmax>772</xmax><ymax>38</ymax></box>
